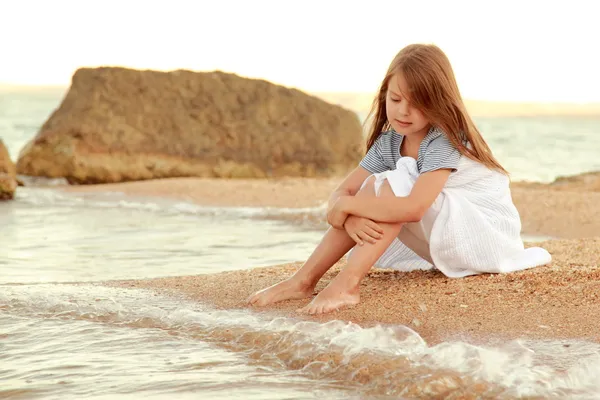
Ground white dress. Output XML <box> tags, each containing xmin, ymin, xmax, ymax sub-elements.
<box><xmin>369</xmin><ymin>156</ymin><xmax>552</xmax><ymax>278</ymax></box>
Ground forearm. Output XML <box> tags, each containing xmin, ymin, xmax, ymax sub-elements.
<box><xmin>328</xmin><ymin>188</ymin><xmax>352</xmax><ymax>209</ymax></box>
<box><xmin>342</xmin><ymin>196</ymin><xmax>421</xmax><ymax>223</ymax></box>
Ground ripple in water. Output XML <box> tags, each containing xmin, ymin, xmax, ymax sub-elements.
<box><xmin>0</xmin><ymin>188</ymin><xmax>326</xmax><ymax>285</ymax></box>
<box><xmin>2</xmin><ymin>284</ymin><xmax>600</xmax><ymax>399</ymax></box>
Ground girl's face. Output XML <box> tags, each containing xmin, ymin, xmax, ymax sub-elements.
<box><xmin>385</xmin><ymin>72</ymin><xmax>431</xmax><ymax>137</ymax></box>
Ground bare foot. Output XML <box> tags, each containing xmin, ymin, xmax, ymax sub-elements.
<box><xmin>247</xmin><ymin>278</ymin><xmax>314</xmax><ymax>307</ymax></box>
<box><xmin>297</xmin><ymin>282</ymin><xmax>360</xmax><ymax>315</ymax></box>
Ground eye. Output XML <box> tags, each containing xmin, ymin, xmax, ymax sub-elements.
<box><xmin>390</xmin><ymin>97</ymin><xmax>401</xmax><ymax>102</ymax></box>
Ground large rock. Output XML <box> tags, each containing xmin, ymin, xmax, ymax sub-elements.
<box><xmin>16</xmin><ymin>67</ymin><xmax>364</xmax><ymax>184</ymax></box>
<box><xmin>0</xmin><ymin>139</ymin><xmax>17</xmax><ymax>199</ymax></box>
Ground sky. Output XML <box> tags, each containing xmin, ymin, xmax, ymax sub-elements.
<box><xmin>1</xmin><ymin>0</ymin><xmax>599</xmax><ymax>103</ymax></box>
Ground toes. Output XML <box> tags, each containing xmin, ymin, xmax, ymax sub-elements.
<box><xmin>324</xmin><ymin>304</ymin><xmax>338</xmax><ymax>314</ymax></box>
<box><xmin>248</xmin><ymin>293</ymin><xmax>266</xmax><ymax>307</ymax></box>
<box><xmin>302</xmin><ymin>303</ymin><xmax>317</xmax><ymax>315</ymax></box>
<box><xmin>296</xmin><ymin>304</ymin><xmax>309</xmax><ymax>314</ymax></box>
<box><xmin>249</xmin><ymin>293</ymin><xmax>262</xmax><ymax>305</ymax></box>
<box><xmin>296</xmin><ymin>300</ymin><xmax>344</xmax><ymax>315</ymax></box>
<box><xmin>255</xmin><ymin>298</ymin><xmax>268</xmax><ymax>307</ymax></box>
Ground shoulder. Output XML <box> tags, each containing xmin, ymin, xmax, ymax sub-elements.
<box><xmin>361</xmin><ymin>130</ymin><xmax>402</xmax><ymax>173</ymax></box>
<box><xmin>373</xmin><ymin>129</ymin><xmax>400</xmax><ymax>145</ymax></box>
<box><xmin>422</xmin><ymin>127</ymin><xmax>457</xmax><ymax>150</ymax></box>
<box><xmin>367</xmin><ymin>130</ymin><xmax>402</xmax><ymax>155</ymax></box>
<box><xmin>418</xmin><ymin>127</ymin><xmax>461</xmax><ymax>173</ymax></box>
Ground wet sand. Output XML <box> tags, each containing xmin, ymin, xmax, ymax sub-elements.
<box><xmin>63</xmin><ymin>177</ymin><xmax>337</xmax><ymax>208</ymax></box>
<box><xmin>108</xmin><ymin>237</ymin><xmax>600</xmax><ymax>345</ymax></box>
<box><xmin>64</xmin><ymin>174</ymin><xmax>600</xmax><ymax>343</ymax></box>
<box><xmin>64</xmin><ymin>176</ymin><xmax>600</xmax><ymax>238</ymax></box>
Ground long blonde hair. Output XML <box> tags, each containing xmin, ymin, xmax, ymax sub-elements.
<box><xmin>365</xmin><ymin>44</ymin><xmax>507</xmax><ymax>174</ymax></box>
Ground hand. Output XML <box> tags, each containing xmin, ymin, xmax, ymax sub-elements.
<box><xmin>344</xmin><ymin>215</ymin><xmax>384</xmax><ymax>246</ymax></box>
<box><xmin>327</xmin><ymin>197</ymin><xmax>349</xmax><ymax>229</ymax></box>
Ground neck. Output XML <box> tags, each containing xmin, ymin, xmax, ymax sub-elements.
<box><xmin>403</xmin><ymin>126</ymin><xmax>430</xmax><ymax>145</ymax></box>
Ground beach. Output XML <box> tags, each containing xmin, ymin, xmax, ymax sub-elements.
<box><xmin>61</xmin><ymin>175</ymin><xmax>600</xmax><ymax>345</ymax></box>
<box><xmin>4</xmin><ymin>4</ymin><xmax>600</xmax><ymax>396</ymax></box>
<box><xmin>64</xmin><ymin>175</ymin><xmax>600</xmax><ymax>239</ymax></box>
<box><xmin>109</xmin><ymin>237</ymin><xmax>600</xmax><ymax>345</ymax></box>
<box><xmin>4</xmin><ymin>87</ymin><xmax>600</xmax><ymax>399</ymax></box>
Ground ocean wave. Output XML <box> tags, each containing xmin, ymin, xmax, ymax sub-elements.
<box><xmin>13</xmin><ymin>187</ymin><xmax>327</xmax><ymax>221</ymax></box>
<box><xmin>10</xmin><ymin>186</ymin><xmax>330</xmax><ymax>234</ymax></box>
<box><xmin>17</xmin><ymin>174</ymin><xmax>70</xmax><ymax>187</ymax></box>
<box><xmin>2</xmin><ymin>284</ymin><xmax>600</xmax><ymax>399</ymax></box>
<box><xmin>11</xmin><ymin>187</ymin><xmax>553</xmax><ymax>242</ymax></box>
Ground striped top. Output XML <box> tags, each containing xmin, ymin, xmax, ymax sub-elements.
<box><xmin>359</xmin><ymin>127</ymin><xmax>461</xmax><ymax>174</ymax></box>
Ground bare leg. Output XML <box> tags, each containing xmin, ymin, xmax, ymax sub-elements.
<box><xmin>248</xmin><ymin>178</ymin><xmax>376</xmax><ymax>307</ymax></box>
<box><xmin>298</xmin><ymin>180</ymin><xmax>403</xmax><ymax>314</ymax></box>
<box><xmin>247</xmin><ymin>227</ymin><xmax>355</xmax><ymax>306</ymax></box>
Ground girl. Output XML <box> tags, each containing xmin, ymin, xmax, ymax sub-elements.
<box><xmin>248</xmin><ymin>43</ymin><xmax>552</xmax><ymax>315</ymax></box>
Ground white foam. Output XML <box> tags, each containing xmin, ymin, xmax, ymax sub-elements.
<box><xmin>17</xmin><ymin>174</ymin><xmax>70</xmax><ymax>187</ymax></box>
<box><xmin>2</xmin><ymin>283</ymin><xmax>600</xmax><ymax>398</ymax></box>
<box><xmin>14</xmin><ymin>187</ymin><xmax>326</xmax><ymax>219</ymax></box>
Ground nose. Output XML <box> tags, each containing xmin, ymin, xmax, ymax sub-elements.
<box><xmin>397</xmin><ymin>99</ymin><xmax>409</xmax><ymax>117</ymax></box>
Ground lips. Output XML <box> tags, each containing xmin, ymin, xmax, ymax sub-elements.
<box><xmin>395</xmin><ymin>119</ymin><xmax>412</xmax><ymax>127</ymax></box>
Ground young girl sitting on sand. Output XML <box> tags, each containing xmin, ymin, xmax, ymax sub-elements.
<box><xmin>248</xmin><ymin>43</ymin><xmax>552</xmax><ymax>315</ymax></box>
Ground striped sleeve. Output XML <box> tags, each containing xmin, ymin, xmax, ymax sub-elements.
<box><xmin>359</xmin><ymin>135</ymin><xmax>388</xmax><ymax>173</ymax></box>
<box><xmin>419</xmin><ymin>134</ymin><xmax>461</xmax><ymax>174</ymax></box>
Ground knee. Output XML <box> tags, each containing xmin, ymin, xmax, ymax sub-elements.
<box><xmin>357</xmin><ymin>176</ymin><xmax>396</xmax><ymax>198</ymax></box>
<box><xmin>357</xmin><ymin>175</ymin><xmax>377</xmax><ymax>197</ymax></box>
<box><xmin>377</xmin><ymin>179</ymin><xmax>396</xmax><ymax>197</ymax></box>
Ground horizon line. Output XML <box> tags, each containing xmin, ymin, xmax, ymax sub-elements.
<box><xmin>2</xmin><ymin>82</ymin><xmax>600</xmax><ymax>108</ymax></box>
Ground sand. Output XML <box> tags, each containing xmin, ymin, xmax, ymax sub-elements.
<box><xmin>108</xmin><ymin>237</ymin><xmax>600</xmax><ymax>345</ymax></box>
<box><xmin>62</xmin><ymin>174</ymin><xmax>600</xmax><ymax>343</ymax></box>
<box><xmin>63</xmin><ymin>177</ymin><xmax>338</xmax><ymax>208</ymax></box>
<box><xmin>64</xmin><ymin>176</ymin><xmax>600</xmax><ymax>238</ymax></box>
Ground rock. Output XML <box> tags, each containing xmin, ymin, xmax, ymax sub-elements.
<box><xmin>16</xmin><ymin>67</ymin><xmax>364</xmax><ymax>184</ymax></box>
<box><xmin>512</xmin><ymin>171</ymin><xmax>600</xmax><ymax>192</ymax></box>
<box><xmin>0</xmin><ymin>139</ymin><xmax>17</xmax><ymax>199</ymax></box>
<box><xmin>551</xmin><ymin>171</ymin><xmax>600</xmax><ymax>191</ymax></box>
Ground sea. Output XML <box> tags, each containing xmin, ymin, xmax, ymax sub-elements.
<box><xmin>1</xmin><ymin>87</ymin><xmax>600</xmax><ymax>399</ymax></box>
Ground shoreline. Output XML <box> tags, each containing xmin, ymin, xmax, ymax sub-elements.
<box><xmin>53</xmin><ymin>174</ymin><xmax>599</xmax><ymax>344</ymax></box>
<box><xmin>59</xmin><ymin>176</ymin><xmax>600</xmax><ymax>239</ymax></box>
<box><xmin>106</xmin><ymin>237</ymin><xmax>600</xmax><ymax>345</ymax></box>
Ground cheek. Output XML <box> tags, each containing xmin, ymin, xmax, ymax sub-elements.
<box><xmin>385</xmin><ymin>102</ymin><xmax>394</xmax><ymax>120</ymax></box>
<box><xmin>412</xmin><ymin>110</ymin><xmax>428</xmax><ymax>127</ymax></box>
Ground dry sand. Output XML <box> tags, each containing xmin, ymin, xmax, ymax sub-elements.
<box><xmin>511</xmin><ymin>185</ymin><xmax>600</xmax><ymax>239</ymax></box>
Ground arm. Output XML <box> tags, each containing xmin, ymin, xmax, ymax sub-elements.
<box><xmin>329</xmin><ymin>133</ymin><xmax>388</xmax><ymax>209</ymax></box>
<box><xmin>338</xmin><ymin>168</ymin><xmax>452</xmax><ymax>223</ymax></box>
<box><xmin>327</xmin><ymin>166</ymin><xmax>373</xmax><ymax>210</ymax></box>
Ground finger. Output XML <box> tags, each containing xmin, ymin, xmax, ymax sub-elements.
<box><xmin>365</xmin><ymin>226</ymin><xmax>383</xmax><ymax>239</ymax></box>
<box><xmin>362</xmin><ymin>228</ymin><xmax>385</xmax><ymax>243</ymax></box>
<box><xmin>366</xmin><ymin>220</ymin><xmax>384</xmax><ymax>234</ymax></box>
<box><xmin>357</xmin><ymin>231</ymin><xmax>377</xmax><ymax>245</ymax></box>
<box><xmin>350</xmin><ymin>232</ymin><xmax>363</xmax><ymax>246</ymax></box>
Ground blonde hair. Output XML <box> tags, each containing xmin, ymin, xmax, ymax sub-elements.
<box><xmin>365</xmin><ymin>44</ymin><xmax>508</xmax><ymax>174</ymax></box>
